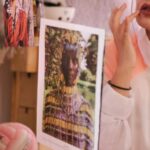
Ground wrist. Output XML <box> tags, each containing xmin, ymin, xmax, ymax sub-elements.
<box><xmin>108</xmin><ymin>80</ymin><xmax>132</xmax><ymax>91</ymax></box>
<box><xmin>109</xmin><ymin>68</ymin><xmax>133</xmax><ymax>97</ymax></box>
<box><xmin>111</xmin><ymin>67</ymin><xmax>133</xmax><ymax>88</ymax></box>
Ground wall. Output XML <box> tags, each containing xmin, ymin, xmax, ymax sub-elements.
<box><xmin>67</xmin><ymin>0</ymin><xmax>136</xmax><ymax>36</ymax></box>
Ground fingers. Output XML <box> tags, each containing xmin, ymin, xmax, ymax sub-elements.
<box><xmin>126</xmin><ymin>11</ymin><xmax>139</xmax><ymax>23</ymax></box>
<box><xmin>123</xmin><ymin>11</ymin><xmax>139</xmax><ymax>33</ymax></box>
<box><xmin>109</xmin><ymin>3</ymin><xmax>127</xmax><ymax>32</ymax></box>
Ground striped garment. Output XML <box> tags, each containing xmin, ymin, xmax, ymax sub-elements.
<box><xmin>43</xmin><ymin>87</ymin><xmax>94</xmax><ymax>150</ymax></box>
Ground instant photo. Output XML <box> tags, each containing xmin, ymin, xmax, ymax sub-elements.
<box><xmin>37</xmin><ymin>19</ymin><xmax>105</xmax><ymax>150</ymax></box>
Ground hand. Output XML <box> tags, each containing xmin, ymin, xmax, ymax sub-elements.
<box><xmin>109</xmin><ymin>3</ymin><xmax>139</xmax><ymax>72</ymax></box>
<box><xmin>109</xmin><ymin>3</ymin><xmax>139</xmax><ymax>96</ymax></box>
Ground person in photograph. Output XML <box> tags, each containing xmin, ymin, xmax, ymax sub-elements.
<box><xmin>100</xmin><ymin>0</ymin><xmax>150</xmax><ymax>150</ymax></box>
<box><xmin>3</xmin><ymin>0</ymin><xmax>34</xmax><ymax>47</ymax></box>
<box><xmin>43</xmin><ymin>41</ymin><xmax>94</xmax><ymax>150</ymax></box>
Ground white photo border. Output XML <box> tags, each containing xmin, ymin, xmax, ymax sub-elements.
<box><xmin>37</xmin><ymin>18</ymin><xmax>105</xmax><ymax>150</ymax></box>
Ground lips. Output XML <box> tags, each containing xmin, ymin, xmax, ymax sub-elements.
<box><xmin>140</xmin><ymin>3</ymin><xmax>150</xmax><ymax>16</ymax></box>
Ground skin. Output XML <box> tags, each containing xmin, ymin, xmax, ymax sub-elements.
<box><xmin>61</xmin><ymin>49</ymin><xmax>79</xmax><ymax>86</ymax></box>
<box><xmin>109</xmin><ymin>0</ymin><xmax>150</xmax><ymax>96</ymax></box>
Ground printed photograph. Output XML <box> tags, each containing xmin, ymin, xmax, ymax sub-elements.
<box><xmin>3</xmin><ymin>0</ymin><xmax>34</xmax><ymax>47</ymax></box>
<box><xmin>37</xmin><ymin>19</ymin><xmax>105</xmax><ymax>150</ymax></box>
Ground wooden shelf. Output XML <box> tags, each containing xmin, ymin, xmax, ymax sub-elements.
<box><xmin>11</xmin><ymin>47</ymin><xmax>38</xmax><ymax>73</ymax></box>
<box><xmin>11</xmin><ymin>72</ymin><xmax>37</xmax><ymax>133</ymax></box>
<box><xmin>10</xmin><ymin>47</ymin><xmax>53</xmax><ymax>149</ymax></box>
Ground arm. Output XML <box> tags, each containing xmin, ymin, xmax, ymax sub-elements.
<box><xmin>100</xmin><ymin>83</ymin><xmax>133</xmax><ymax>150</ymax></box>
<box><xmin>100</xmin><ymin>3</ymin><xmax>139</xmax><ymax>150</ymax></box>
<box><xmin>108</xmin><ymin>3</ymin><xmax>139</xmax><ymax>97</ymax></box>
